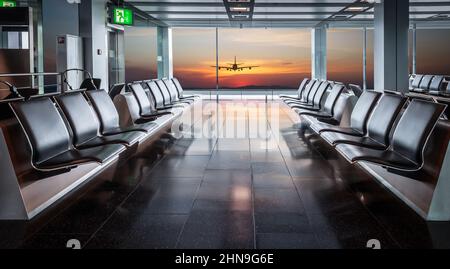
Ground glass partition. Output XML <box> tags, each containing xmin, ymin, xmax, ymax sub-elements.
<box><xmin>217</xmin><ymin>28</ymin><xmax>311</xmax><ymax>95</ymax></box>
<box><xmin>124</xmin><ymin>27</ymin><xmax>157</xmax><ymax>82</ymax></box>
<box><xmin>415</xmin><ymin>29</ymin><xmax>450</xmax><ymax>75</ymax></box>
<box><xmin>172</xmin><ymin>28</ymin><xmax>216</xmax><ymax>91</ymax></box>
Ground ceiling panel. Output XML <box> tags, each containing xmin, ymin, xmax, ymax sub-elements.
<box><xmin>127</xmin><ymin>0</ymin><xmax>450</xmax><ymax>28</ymax></box>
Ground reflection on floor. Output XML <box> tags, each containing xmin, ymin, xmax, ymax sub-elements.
<box><xmin>1</xmin><ymin>100</ymin><xmax>450</xmax><ymax>249</ymax></box>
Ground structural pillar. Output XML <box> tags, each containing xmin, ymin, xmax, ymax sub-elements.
<box><xmin>373</xmin><ymin>0</ymin><xmax>409</xmax><ymax>92</ymax></box>
<box><xmin>157</xmin><ymin>26</ymin><xmax>173</xmax><ymax>79</ymax></box>
<box><xmin>311</xmin><ymin>26</ymin><xmax>327</xmax><ymax>81</ymax></box>
<box><xmin>79</xmin><ymin>0</ymin><xmax>109</xmax><ymax>90</ymax></box>
<box><xmin>412</xmin><ymin>24</ymin><xmax>417</xmax><ymax>75</ymax></box>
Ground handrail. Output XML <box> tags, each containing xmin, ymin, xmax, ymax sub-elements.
<box><xmin>60</xmin><ymin>68</ymin><xmax>97</xmax><ymax>92</ymax></box>
<box><xmin>0</xmin><ymin>80</ymin><xmax>22</xmax><ymax>98</ymax></box>
<box><xmin>0</xmin><ymin>72</ymin><xmax>60</xmax><ymax>77</ymax></box>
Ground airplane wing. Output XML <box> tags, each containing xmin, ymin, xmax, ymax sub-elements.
<box><xmin>240</xmin><ymin>66</ymin><xmax>259</xmax><ymax>70</ymax></box>
<box><xmin>210</xmin><ymin>66</ymin><xmax>231</xmax><ymax>69</ymax></box>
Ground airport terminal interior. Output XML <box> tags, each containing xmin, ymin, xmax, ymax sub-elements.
<box><xmin>1</xmin><ymin>0</ymin><xmax>450</xmax><ymax>249</ymax></box>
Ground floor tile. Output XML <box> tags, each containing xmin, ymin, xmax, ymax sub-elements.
<box><xmin>120</xmin><ymin>178</ymin><xmax>201</xmax><ymax>215</ymax></box>
<box><xmin>86</xmin><ymin>213</ymin><xmax>187</xmax><ymax>249</ymax></box>
<box><xmin>254</xmin><ymin>188</ymin><xmax>305</xmax><ymax>214</ymax></box>
<box><xmin>207</xmin><ymin>151</ymin><xmax>251</xmax><ymax>170</ymax></box>
<box><xmin>256</xmin><ymin>233</ymin><xmax>319</xmax><ymax>249</ymax></box>
<box><xmin>149</xmin><ymin>156</ymin><xmax>210</xmax><ymax>178</ymax></box>
<box><xmin>177</xmin><ymin>211</ymin><xmax>254</xmax><ymax>249</ymax></box>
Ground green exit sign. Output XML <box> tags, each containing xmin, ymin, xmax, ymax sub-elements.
<box><xmin>112</xmin><ymin>7</ymin><xmax>133</xmax><ymax>26</ymax></box>
<box><xmin>0</xmin><ymin>0</ymin><xmax>16</xmax><ymax>7</ymax></box>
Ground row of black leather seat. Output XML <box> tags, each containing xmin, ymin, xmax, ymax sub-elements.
<box><xmin>8</xmin><ymin>77</ymin><xmax>197</xmax><ymax>172</ymax></box>
<box><xmin>281</xmin><ymin>79</ymin><xmax>347</xmax><ymax>125</ymax></box>
<box><xmin>129</xmin><ymin>78</ymin><xmax>200</xmax><ymax>111</ymax></box>
<box><xmin>410</xmin><ymin>74</ymin><xmax>449</xmax><ymax>96</ymax></box>
<box><xmin>283</xmin><ymin>78</ymin><xmax>447</xmax><ymax>171</ymax></box>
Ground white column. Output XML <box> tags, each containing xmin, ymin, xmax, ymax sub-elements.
<box><xmin>79</xmin><ymin>0</ymin><xmax>109</xmax><ymax>90</ymax></box>
<box><xmin>311</xmin><ymin>26</ymin><xmax>327</xmax><ymax>80</ymax></box>
<box><xmin>412</xmin><ymin>24</ymin><xmax>417</xmax><ymax>75</ymax></box>
<box><xmin>373</xmin><ymin>0</ymin><xmax>409</xmax><ymax>93</ymax></box>
<box><xmin>157</xmin><ymin>26</ymin><xmax>173</xmax><ymax>79</ymax></box>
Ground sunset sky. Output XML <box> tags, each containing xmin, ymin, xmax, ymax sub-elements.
<box><xmin>173</xmin><ymin>28</ymin><xmax>311</xmax><ymax>89</ymax></box>
<box><xmin>125</xmin><ymin>27</ymin><xmax>450</xmax><ymax>90</ymax></box>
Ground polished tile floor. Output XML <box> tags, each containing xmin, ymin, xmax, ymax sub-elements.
<box><xmin>1</xmin><ymin>100</ymin><xmax>450</xmax><ymax>249</ymax></box>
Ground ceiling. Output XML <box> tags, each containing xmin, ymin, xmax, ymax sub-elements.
<box><xmin>125</xmin><ymin>0</ymin><xmax>450</xmax><ymax>28</ymax></box>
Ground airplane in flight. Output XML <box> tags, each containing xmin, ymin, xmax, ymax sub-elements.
<box><xmin>211</xmin><ymin>56</ymin><xmax>259</xmax><ymax>71</ymax></box>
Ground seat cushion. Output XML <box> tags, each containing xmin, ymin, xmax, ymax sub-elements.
<box><xmin>335</xmin><ymin>144</ymin><xmax>419</xmax><ymax>170</ymax></box>
<box><xmin>36</xmin><ymin>144</ymin><xmax>125</xmax><ymax>170</ymax></box>
<box><xmin>321</xmin><ymin>132</ymin><xmax>386</xmax><ymax>149</ymax></box>
<box><xmin>296</xmin><ymin>109</ymin><xmax>333</xmax><ymax>118</ymax></box>
<box><xmin>312</xmin><ymin>122</ymin><xmax>363</xmax><ymax>136</ymax></box>
<box><xmin>104</xmin><ymin>124</ymin><xmax>157</xmax><ymax>135</ymax></box>
<box><xmin>77</xmin><ymin>132</ymin><xmax>143</xmax><ymax>149</ymax></box>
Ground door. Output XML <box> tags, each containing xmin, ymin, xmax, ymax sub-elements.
<box><xmin>108</xmin><ymin>29</ymin><xmax>125</xmax><ymax>88</ymax></box>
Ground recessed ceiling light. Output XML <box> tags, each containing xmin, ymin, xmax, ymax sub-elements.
<box><xmin>230</xmin><ymin>7</ymin><xmax>250</xmax><ymax>12</ymax></box>
<box><xmin>227</xmin><ymin>0</ymin><xmax>251</xmax><ymax>2</ymax></box>
<box><xmin>332</xmin><ymin>14</ymin><xmax>351</xmax><ymax>20</ymax></box>
<box><xmin>232</xmin><ymin>14</ymin><xmax>249</xmax><ymax>19</ymax></box>
<box><xmin>345</xmin><ymin>6</ymin><xmax>365</xmax><ymax>12</ymax></box>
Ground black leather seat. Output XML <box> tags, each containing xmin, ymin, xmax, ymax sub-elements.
<box><xmin>320</xmin><ymin>93</ymin><xmax>407</xmax><ymax>149</ymax></box>
<box><xmin>285</xmin><ymin>80</ymin><xmax>320</xmax><ymax>106</ymax></box>
<box><xmin>415</xmin><ymin>75</ymin><xmax>434</xmax><ymax>93</ymax></box>
<box><xmin>280</xmin><ymin>78</ymin><xmax>309</xmax><ymax>101</ymax></box>
<box><xmin>410</xmin><ymin>74</ymin><xmax>423</xmax><ymax>92</ymax></box>
<box><xmin>144</xmin><ymin>81</ymin><xmax>184</xmax><ymax>110</ymax></box>
<box><xmin>172</xmin><ymin>78</ymin><xmax>200</xmax><ymax>100</ymax></box>
<box><xmin>108</xmin><ymin>83</ymin><xmax>125</xmax><ymax>99</ymax></box>
<box><xmin>162</xmin><ymin>78</ymin><xmax>194</xmax><ymax>104</ymax></box>
<box><xmin>336</xmin><ymin>99</ymin><xmax>446</xmax><ymax>171</ymax></box>
<box><xmin>10</xmin><ymin>98</ymin><xmax>125</xmax><ymax>171</ymax></box>
<box><xmin>348</xmin><ymin>84</ymin><xmax>363</xmax><ymax>97</ymax></box>
<box><xmin>311</xmin><ymin>90</ymin><xmax>381</xmax><ymax>135</ymax></box>
<box><xmin>290</xmin><ymin>81</ymin><xmax>331</xmax><ymax>110</ymax></box>
<box><xmin>295</xmin><ymin>84</ymin><xmax>345</xmax><ymax>119</ymax></box>
<box><xmin>55</xmin><ymin>92</ymin><xmax>144</xmax><ymax>149</ymax></box>
<box><xmin>86</xmin><ymin>89</ymin><xmax>158</xmax><ymax>134</ymax></box>
<box><xmin>130</xmin><ymin>83</ymin><xmax>174</xmax><ymax>119</ymax></box>
<box><xmin>156</xmin><ymin>79</ymin><xmax>190</xmax><ymax>106</ymax></box>
<box><xmin>428</xmin><ymin>75</ymin><xmax>444</xmax><ymax>95</ymax></box>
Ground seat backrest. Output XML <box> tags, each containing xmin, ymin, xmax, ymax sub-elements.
<box><xmin>366</xmin><ymin>94</ymin><xmax>407</xmax><ymax>146</ymax></box>
<box><xmin>10</xmin><ymin>98</ymin><xmax>71</xmax><ymax>165</ymax></box>
<box><xmin>323</xmin><ymin>84</ymin><xmax>345</xmax><ymax>115</ymax></box>
<box><xmin>429</xmin><ymin>75</ymin><xmax>444</xmax><ymax>91</ymax></box>
<box><xmin>147</xmin><ymin>81</ymin><xmax>166</xmax><ymax>109</ymax></box>
<box><xmin>172</xmin><ymin>78</ymin><xmax>184</xmax><ymax>98</ymax></box>
<box><xmin>392</xmin><ymin>99</ymin><xmax>446</xmax><ymax>165</ymax></box>
<box><xmin>300</xmin><ymin>80</ymin><xmax>316</xmax><ymax>102</ymax></box>
<box><xmin>130</xmin><ymin>83</ymin><xmax>155</xmax><ymax>115</ymax></box>
<box><xmin>297</xmin><ymin>78</ymin><xmax>309</xmax><ymax>98</ymax></box>
<box><xmin>55</xmin><ymin>92</ymin><xmax>100</xmax><ymax>147</ymax></box>
<box><xmin>411</xmin><ymin>74</ymin><xmax>423</xmax><ymax>88</ymax></box>
<box><xmin>85</xmin><ymin>89</ymin><xmax>121</xmax><ymax>134</ymax></box>
<box><xmin>312</xmin><ymin>81</ymin><xmax>331</xmax><ymax>107</ymax></box>
<box><xmin>163</xmin><ymin>78</ymin><xmax>179</xmax><ymax>102</ymax></box>
<box><xmin>348</xmin><ymin>84</ymin><xmax>363</xmax><ymax>97</ymax></box>
<box><xmin>349</xmin><ymin>91</ymin><xmax>382</xmax><ymax>134</ymax></box>
<box><xmin>306</xmin><ymin>80</ymin><xmax>322</xmax><ymax>104</ymax></box>
<box><xmin>155</xmin><ymin>79</ymin><xmax>172</xmax><ymax>106</ymax></box>
<box><xmin>109</xmin><ymin>83</ymin><xmax>124</xmax><ymax>99</ymax></box>
<box><xmin>419</xmin><ymin>75</ymin><xmax>434</xmax><ymax>90</ymax></box>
